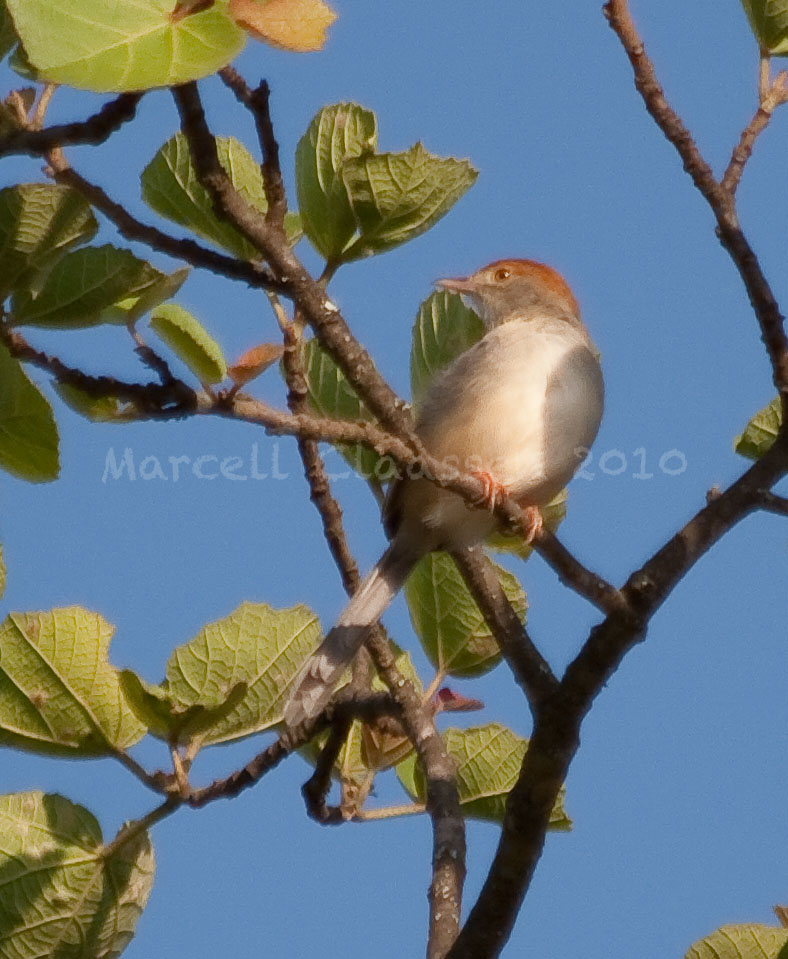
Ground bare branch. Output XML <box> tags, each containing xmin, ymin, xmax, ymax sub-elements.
<box><xmin>0</xmin><ymin>92</ymin><xmax>143</xmax><ymax>158</ymax></box>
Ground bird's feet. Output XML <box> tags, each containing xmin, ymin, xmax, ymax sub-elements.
<box><xmin>519</xmin><ymin>504</ymin><xmax>543</xmax><ymax>545</ymax></box>
<box><xmin>468</xmin><ymin>470</ymin><xmax>508</xmax><ymax>511</ymax></box>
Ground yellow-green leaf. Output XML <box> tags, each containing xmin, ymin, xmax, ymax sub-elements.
<box><xmin>0</xmin><ymin>543</ymin><xmax>6</xmax><ymax>601</ymax></box>
<box><xmin>295</xmin><ymin>102</ymin><xmax>377</xmax><ymax>260</ymax></box>
<box><xmin>0</xmin><ymin>183</ymin><xmax>97</xmax><ymax>300</ymax></box>
<box><xmin>0</xmin><ymin>607</ymin><xmax>146</xmax><ymax>756</ymax></box>
<box><xmin>53</xmin><ymin>383</ymin><xmax>125</xmax><ymax>423</ymax></box>
<box><xmin>141</xmin><ymin>133</ymin><xmax>301</xmax><ymax>260</ymax></box>
<box><xmin>0</xmin><ymin>343</ymin><xmax>59</xmax><ymax>483</ymax></box>
<box><xmin>161</xmin><ymin>602</ymin><xmax>321</xmax><ymax>746</ymax></box>
<box><xmin>102</xmin><ymin>265</ymin><xmax>190</xmax><ymax>324</ymax></box>
<box><xmin>341</xmin><ymin>143</ymin><xmax>477</xmax><ymax>261</ymax></box>
<box><xmin>405</xmin><ymin>552</ymin><xmax>526</xmax><ymax>678</ymax></box>
<box><xmin>735</xmin><ymin>396</ymin><xmax>781</xmax><ymax>460</ymax></box>
<box><xmin>5</xmin><ymin>0</ymin><xmax>245</xmax><ymax>92</ymax></box>
<box><xmin>150</xmin><ymin>303</ymin><xmax>227</xmax><ymax>384</ymax></box>
<box><xmin>0</xmin><ymin>791</ymin><xmax>154</xmax><ymax>957</ymax></box>
<box><xmin>120</xmin><ymin>669</ymin><xmax>248</xmax><ymax>745</ymax></box>
<box><xmin>410</xmin><ymin>290</ymin><xmax>484</xmax><ymax>407</ymax></box>
<box><xmin>399</xmin><ymin>723</ymin><xmax>571</xmax><ymax>827</ymax></box>
<box><xmin>686</xmin><ymin>924</ymin><xmax>788</xmax><ymax>959</ymax></box>
<box><xmin>0</xmin><ymin>4</ymin><xmax>17</xmax><ymax>61</ymax></box>
<box><xmin>11</xmin><ymin>245</ymin><xmax>170</xmax><ymax>329</ymax></box>
<box><xmin>739</xmin><ymin>0</ymin><xmax>788</xmax><ymax>55</ymax></box>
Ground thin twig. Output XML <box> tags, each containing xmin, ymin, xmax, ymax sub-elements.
<box><xmin>48</xmin><ymin>163</ymin><xmax>286</xmax><ymax>293</ymax></box>
<box><xmin>109</xmin><ymin>748</ymin><xmax>170</xmax><ymax>794</ymax></box>
<box><xmin>721</xmin><ymin>69</ymin><xmax>788</xmax><ymax>195</ymax></box>
<box><xmin>101</xmin><ymin>797</ymin><xmax>180</xmax><ymax>858</ymax></box>
<box><xmin>301</xmin><ymin>715</ymin><xmax>352</xmax><ymax>824</ymax></box>
<box><xmin>356</xmin><ymin>803</ymin><xmax>427</xmax><ymax>821</ymax></box>
<box><xmin>534</xmin><ymin>531</ymin><xmax>629</xmax><ymax>616</ymax></box>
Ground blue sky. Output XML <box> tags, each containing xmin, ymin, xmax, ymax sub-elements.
<box><xmin>2</xmin><ymin>0</ymin><xmax>788</xmax><ymax>956</ymax></box>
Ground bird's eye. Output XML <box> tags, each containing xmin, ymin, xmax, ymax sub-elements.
<box><xmin>493</xmin><ymin>268</ymin><xmax>511</xmax><ymax>282</ymax></box>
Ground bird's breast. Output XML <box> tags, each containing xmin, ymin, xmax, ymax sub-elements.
<box><xmin>415</xmin><ymin>318</ymin><xmax>603</xmax><ymax>505</ymax></box>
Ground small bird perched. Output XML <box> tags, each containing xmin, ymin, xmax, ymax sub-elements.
<box><xmin>284</xmin><ymin>258</ymin><xmax>604</xmax><ymax>727</ymax></box>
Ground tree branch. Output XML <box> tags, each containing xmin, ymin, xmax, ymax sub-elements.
<box><xmin>534</xmin><ymin>530</ymin><xmax>629</xmax><ymax>616</ymax></box>
<box><xmin>754</xmin><ymin>488</ymin><xmax>788</xmax><ymax>517</ymax></box>
<box><xmin>450</xmin><ymin>547</ymin><xmax>557</xmax><ymax>712</ymax></box>
<box><xmin>446</xmin><ymin>4</ymin><xmax>788</xmax><ymax>954</ymax></box>
<box><xmin>721</xmin><ymin>67</ymin><xmax>788</xmax><ymax>196</ymax></box>
<box><xmin>48</xmin><ymin>163</ymin><xmax>286</xmax><ymax>292</ymax></box>
<box><xmin>603</xmin><ymin>0</ymin><xmax>788</xmax><ymax>408</ymax></box>
<box><xmin>218</xmin><ymin>67</ymin><xmax>288</xmax><ymax>227</ymax></box>
<box><xmin>0</xmin><ymin>92</ymin><xmax>143</xmax><ymax>158</ymax></box>
<box><xmin>172</xmin><ymin>81</ymin><xmax>420</xmax><ymax>442</ymax></box>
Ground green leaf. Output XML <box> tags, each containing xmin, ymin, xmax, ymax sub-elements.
<box><xmin>0</xmin><ymin>183</ymin><xmax>97</xmax><ymax>301</ymax></box>
<box><xmin>401</xmin><ymin>723</ymin><xmax>571</xmax><ymax>827</ymax></box>
<box><xmin>735</xmin><ymin>396</ymin><xmax>781</xmax><ymax>460</ymax></box>
<box><xmin>119</xmin><ymin>669</ymin><xmax>248</xmax><ymax>745</ymax></box>
<box><xmin>0</xmin><ymin>343</ymin><xmax>60</xmax><ymax>482</ymax></box>
<box><xmin>141</xmin><ymin>132</ymin><xmax>301</xmax><ymax>259</ymax></box>
<box><xmin>739</xmin><ymin>1</ymin><xmax>788</xmax><ymax>55</ymax></box>
<box><xmin>0</xmin><ymin>3</ymin><xmax>17</xmax><ymax>61</ymax></box>
<box><xmin>299</xmin><ymin>337</ymin><xmax>392</xmax><ymax>482</ymax></box>
<box><xmin>404</xmin><ymin>552</ymin><xmax>526</xmax><ymax>678</ymax></box>
<box><xmin>101</xmin><ymin>264</ymin><xmax>190</xmax><ymax>324</ymax></box>
<box><xmin>160</xmin><ymin>602</ymin><xmax>321</xmax><ymax>747</ymax></box>
<box><xmin>11</xmin><ymin>245</ymin><xmax>171</xmax><ymax>329</ymax></box>
<box><xmin>341</xmin><ymin>143</ymin><xmax>477</xmax><ymax>261</ymax></box>
<box><xmin>686</xmin><ymin>924</ymin><xmax>788</xmax><ymax>959</ymax></box>
<box><xmin>0</xmin><ymin>543</ymin><xmax>6</xmax><ymax>601</ymax></box>
<box><xmin>5</xmin><ymin>0</ymin><xmax>245</xmax><ymax>92</ymax></box>
<box><xmin>0</xmin><ymin>607</ymin><xmax>146</xmax><ymax>756</ymax></box>
<box><xmin>0</xmin><ymin>791</ymin><xmax>154</xmax><ymax>958</ymax></box>
<box><xmin>53</xmin><ymin>383</ymin><xmax>125</xmax><ymax>423</ymax></box>
<box><xmin>410</xmin><ymin>290</ymin><xmax>484</xmax><ymax>407</ymax></box>
<box><xmin>295</xmin><ymin>102</ymin><xmax>377</xmax><ymax>260</ymax></box>
<box><xmin>150</xmin><ymin>303</ymin><xmax>227</xmax><ymax>384</ymax></box>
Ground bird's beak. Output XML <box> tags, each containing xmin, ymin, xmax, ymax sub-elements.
<box><xmin>435</xmin><ymin>275</ymin><xmax>477</xmax><ymax>294</ymax></box>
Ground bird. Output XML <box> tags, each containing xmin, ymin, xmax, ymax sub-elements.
<box><xmin>283</xmin><ymin>258</ymin><xmax>604</xmax><ymax>727</ymax></box>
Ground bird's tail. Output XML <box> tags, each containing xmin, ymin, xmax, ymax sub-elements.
<box><xmin>283</xmin><ymin>544</ymin><xmax>418</xmax><ymax>728</ymax></box>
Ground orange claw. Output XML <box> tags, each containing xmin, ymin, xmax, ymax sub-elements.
<box><xmin>520</xmin><ymin>505</ymin><xmax>543</xmax><ymax>545</ymax></box>
<box><xmin>468</xmin><ymin>469</ymin><xmax>508</xmax><ymax>511</ymax></box>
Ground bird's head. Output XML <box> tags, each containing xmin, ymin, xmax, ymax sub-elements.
<box><xmin>436</xmin><ymin>258</ymin><xmax>580</xmax><ymax>330</ymax></box>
